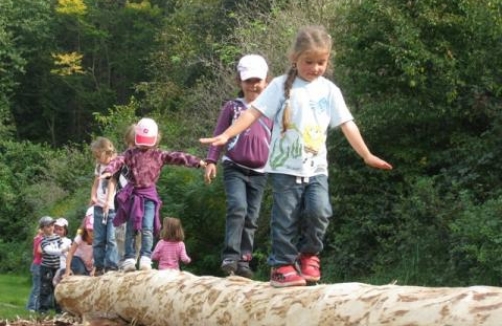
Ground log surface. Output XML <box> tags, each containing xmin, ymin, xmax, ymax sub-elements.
<box><xmin>55</xmin><ymin>270</ymin><xmax>502</xmax><ymax>325</ymax></box>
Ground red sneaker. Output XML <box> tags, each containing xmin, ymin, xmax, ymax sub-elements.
<box><xmin>299</xmin><ymin>254</ymin><xmax>321</xmax><ymax>282</ymax></box>
<box><xmin>270</xmin><ymin>265</ymin><xmax>307</xmax><ymax>287</ymax></box>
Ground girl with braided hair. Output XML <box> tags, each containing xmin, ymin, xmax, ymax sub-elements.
<box><xmin>201</xmin><ymin>25</ymin><xmax>392</xmax><ymax>287</ymax></box>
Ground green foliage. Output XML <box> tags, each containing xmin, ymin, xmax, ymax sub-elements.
<box><xmin>0</xmin><ymin>140</ymin><xmax>93</xmax><ymax>272</ymax></box>
<box><xmin>449</xmin><ymin>194</ymin><xmax>502</xmax><ymax>285</ymax></box>
<box><xmin>325</xmin><ymin>0</ymin><xmax>502</xmax><ymax>286</ymax></box>
<box><xmin>2</xmin><ymin>0</ymin><xmax>502</xmax><ymax>288</ymax></box>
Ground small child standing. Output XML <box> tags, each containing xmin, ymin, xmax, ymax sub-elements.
<box><xmin>204</xmin><ymin>54</ymin><xmax>272</xmax><ymax>278</ymax></box>
<box><xmin>26</xmin><ymin>228</ymin><xmax>43</xmax><ymax>312</ymax></box>
<box><xmin>100</xmin><ymin>118</ymin><xmax>206</xmax><ymax>272</ymax></box>
<box><xmin>64</xmin><ymin>208</ymin><xmax>94</xmax><ymax>277</ymax></box>
<box><xmin>114</xmin><ymin>124</ymin><xmax>136</xmax><ymax>268</ymax></box>
<box><xmin>38</xmin><ymin>216</ymin><xmax>63</xmax><ymax>314</ymax></box>
<box><xmin>201</xmin><ymin>25</ymin><xmax>392</xmax><ymax>287</ymax></box>
<box><xmin>52</xmin><ymin>218</ymin><xmax>71</xmax><ymax>286</ymax></box>
<box><xmin>152</xmin><ymin>217</ymin><xmax>191</xmax><ymax>270</ymax></box>
<box><xmin>90</xmin><ymin>137</ymin><xmax>119</xmax><ymax>275</ymax></box>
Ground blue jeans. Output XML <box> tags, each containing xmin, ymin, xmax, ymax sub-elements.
<box><xmin>267</xmin><ymin>174</ymin><xmax>332</xmax><ymax>266</ymax></box>
<box><xmin>26</xmin><ymin>263</ymin><xmax>40</xmax><ymax>311</ymax></box>
<box><xmin>125</xmin><ymin>199</ymin><xmax>154</xmax><ymax>259</ymax></box>
<box><xmin>93</xmin><ymin>206</ymin><xmax>118</xmax><ymax>270</ymax></box>
<box><xmin>70</xmin><ymin>256</ymin><xmax>90</xmax><ymax>275</ymax></box>
<box><xmin>222</xmin><ymin>162</ymin><xmax>268</xmax><ymax>261</ymax></box>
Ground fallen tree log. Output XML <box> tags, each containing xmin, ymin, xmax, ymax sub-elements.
<box><xmin>55</xmin><ymin>270</ymin><xmax>502</xmax><ymax>325</ymax></box>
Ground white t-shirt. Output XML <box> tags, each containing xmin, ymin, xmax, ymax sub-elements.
<box><xmin>59</xmin><ymin>237</ymin><xmax>72</xmax><ymax>268</ymax></box>
<box><xmin>252</xmin><ymin>75</ymin><xmax>354</xmax><ymax>177</ymax></box>
<box><xmin>94</xmin><ymin>163</ymin><xmax>115</xmax><ymax>210</ymax></box>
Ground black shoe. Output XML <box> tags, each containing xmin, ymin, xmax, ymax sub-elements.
<box><xmin>221</xmin><ymin>259</ymin><xmax>238</xmax><ymax>275</ymax></box>
<box><xmin>94</xmin><ymin>268</ymin><xmax>105</xmax><ymax>276</ymax></box>
<box><xmin>235</xmin><ymin>261</ymin><xmax>253</xmax><ymax>279</ymax></box>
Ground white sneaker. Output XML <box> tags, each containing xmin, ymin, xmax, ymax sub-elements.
<box><xmin>139</xmin><ymin>256</ymin><xmax>152</xmax><ymax>271</ymax></box>
<box><xmin>122</xmin><ymin>258</ymin><xmax>136</xmax><ymax>272</ymax></box>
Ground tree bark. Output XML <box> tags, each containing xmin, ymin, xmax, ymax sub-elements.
<box><xmin>55</xmin><ymin>270</ymin><xmax>502</xmax><ymax>326</ymax></box>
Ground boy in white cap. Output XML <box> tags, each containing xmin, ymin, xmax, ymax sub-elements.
<box><xmin>204</xmin><ymin>54</ymin><xmax>272</xmax><ymax>278</ymax></box>
<box><xmin>100</xmin><ymin>117</ymin><xmax>207</xmax><ymax>271</ymax></box>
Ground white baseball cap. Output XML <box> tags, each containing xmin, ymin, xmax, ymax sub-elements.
<box><xmin>55</xmin><ymin>218</ymin><xmax>68</xmax><ymax>227</ymax></box>
<box><xmin>135</xmin><ymin>118</ymin><xmax>158</xmax><ymax>147</ymax></box>
<box><xmin>237</xmin><ymin>54</ymin><xmax>268</xmax><ymax>81</ymax></box>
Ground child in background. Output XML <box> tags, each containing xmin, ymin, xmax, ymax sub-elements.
<box><xmin>52</xmin><ymin>218</ymin><xmax>71</xmax><ymax>286</ymax></box>
<box><xmin>26</xmin><ymin>228</ymin><xmax>43</xmax><ymax>312</ymax></box>
<box><xmin>201</xmin><ymin>25</ymin><xmax>393</xmax><ymax>287</ymax></box>
<box><xmin>152</xmin><ymin>217</ymin><xmax>191</xmax><ymax>270</ymax></box>
<box><xmin>64</xmin><ymin>207</ymin><xmax>94</xmax><ymax>277</ymax></box>
<box><xmin>100</xmin><ymin>118</ymin><xmax>206</xmax><ymax>272</ymax></box>
<box><xmin>204</xmin><ymin>54</ymin><xmax>272</xmax><ymax>278</ymax></box>
<box><xmin>113</xmin><ymin>124</ymin><xmax>136</xmax><ymax>268</ymax></box>
<box><xmin>38</xmin><ymin>216</ymin><xmax>64</xmax><ymax>314</ymax></box>
<box><xmin>90</xmin><ymin>137</ymin><xmax>119</xmax><ymax>275</ymax></box>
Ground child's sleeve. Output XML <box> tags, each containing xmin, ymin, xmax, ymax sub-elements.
<box><xmin>103</xmin><ymin>155</ymin><xmax>125</xmax><ymax>175</ymax></box>
<box><xmin>161</xmin><ymin>150</ymin><xmax>203</xmax><ymax>168</ymax></box>
<box><xmin>151</xmin><ymin>241</ymin><xmax>162</xmax><ymax>261</ymax></box>
<box><xmin>206</xmin><ymin>101</ymin><xmax>235</xmax><ymax>164</ymax></box>
<box><xmin>179</xmin><ymin>242</ymin><xmax>191</xmax><ymax>264</ymax></box>
<box><xmin>41</xmin><ymin>240</ymin><xmax>65</xmax><ymax>256</ymax></box>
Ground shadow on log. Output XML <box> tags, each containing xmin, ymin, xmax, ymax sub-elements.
<box><xmin>55</xmin><ymin>270</ymin><xmax>502</xmax><ymax>325</ymax></box>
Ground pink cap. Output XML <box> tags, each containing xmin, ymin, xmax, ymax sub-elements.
<box><xmin>135</xmin><ymin>118</ymin><xmax>158</xmax><ymax>147</ymax></box>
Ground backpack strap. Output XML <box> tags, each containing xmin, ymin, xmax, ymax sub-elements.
<box><xmin>232</xmin><ymin>99</ymin><xmax>271</xmax><ymax>136</ymax></box>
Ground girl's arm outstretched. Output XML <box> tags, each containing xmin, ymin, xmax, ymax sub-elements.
<box><xmin>341</xmin><ymin>121</ymin><xmax>393</xmax><ymax>170</ymax></box>
<box><xmin>200</xmin><ymin>107</ymin><xmax>263</xmax><ymax>146</ymax></box>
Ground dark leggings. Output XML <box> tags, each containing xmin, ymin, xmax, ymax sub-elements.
<box><xmin>39</xmin><ymin>265</ymin><xmax>61</xmax><ymax>313</ymax></box>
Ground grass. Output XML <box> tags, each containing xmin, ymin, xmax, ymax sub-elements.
<box><xmin>0</xmin><ymin>273</ymin><xmax>33</xmax><ymax>320</ymax></box>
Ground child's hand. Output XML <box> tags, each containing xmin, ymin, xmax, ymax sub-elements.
<box><xmin>200</xmin><ymin>134</ymin><xmax>229</xmax><ymax>147</ymax></box>
<box><xmin>364</xmin><ymin>155</ymin><xmax>393</xmax><ymax>170</ymax></box>
<box><xmin>204</xmin><ymin>163</ymin><xmax>217</xmax><ymax>184</ymax></box>
<box><xmin>61</xmin><ymin>244</ymin><xmax>70</xmax><ymax>253</ymax></box>
<box><xmin>199</xmin><ymin>160</ymin><xmax>208</xmax><ymax>169</ymax></box>
<box><xmin>99</xmin><ymin>172</ymin><xmax>112</xmax><ymax>179</ymax></box>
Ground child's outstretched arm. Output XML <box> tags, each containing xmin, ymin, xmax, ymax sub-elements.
<box><xmin>200</xmin><ymin>107</ymin><xmax>263</xmax><ymax>146</ymax></box>
<box><xmin>341</xmin><ymin>121</ymin><xmax>393</xmax><ymax>170</ymax></box>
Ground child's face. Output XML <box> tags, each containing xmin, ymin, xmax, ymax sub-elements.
<box><xmin>42</xmin><ymin>224</ymin><xmax>54</xmax><ymax>236</ymax></box>
<box><xmin>241</xmin><ymin>78</ymin><xmax>268</xmax><ymax>103</ymax></box>
<box><xmin>54</xmin><ymin>225</ymin><xmax>65</xmax><ymax>237</ymax></box>
<box><xmin>94</xmin><ymin>151</ymin><xmax>115</xmax><ymax>164</ymax></box>
<box><xmin>295</xmin><ymin>50</ymin><xmax>330</xmax><ymax>82</ymax></box>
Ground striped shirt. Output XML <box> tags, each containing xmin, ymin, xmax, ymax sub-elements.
<box><xmin>152</xmin><ymin>240</ymin><xmax>191</xmax><ymax>270</ymax></box>
<box><xmin>40</xmin><ymin>234</ymin><xmax>63</xmax><ymax>268</ymax></box>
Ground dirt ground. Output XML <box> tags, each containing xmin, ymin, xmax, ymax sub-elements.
<box><xmin>0</xmin><ymin>314</ymin><xmax>80</xmax><ymax>326</ymax></box>
<box><xmin>0</xmin><ymin>314</ymin><xmax>130</xmax><ymax>326</ymax></box>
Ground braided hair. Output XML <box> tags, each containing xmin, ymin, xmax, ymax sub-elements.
<box><xmin>282</xmin><ymin>25</ymin><xmax>333</xmax><ymax>134</ymax></box>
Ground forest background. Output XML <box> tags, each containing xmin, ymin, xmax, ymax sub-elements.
<box><xmin>1</xmin><ymin>0</ymin><xmax>501</xmax><ymax>287</ymax></box>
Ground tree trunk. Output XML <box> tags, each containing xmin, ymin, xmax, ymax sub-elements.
<box><xmin>55</xmin><ymin>270</ymin><xmax>502</xmax><ymax>326</ymax></box>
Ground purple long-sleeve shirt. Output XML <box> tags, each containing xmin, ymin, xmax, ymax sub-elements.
<box><xmin>206</xmin><ymin>99</ymin><xmax>272</xmax><ymax>169</ymax></box>
<box><xmin>105</xmin><ymin>147</ymin><xmax>202</xmax><ymax>188</ymax></box>
<box><xmin>105</xmin><ymin>147</ymin><xmax>202</xmax><ymax>234</ymax></box>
